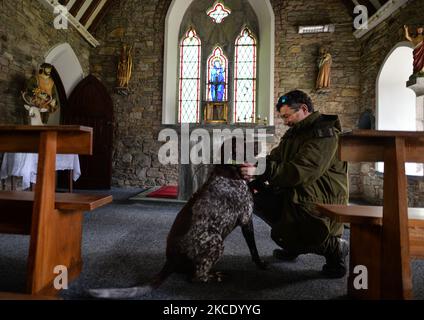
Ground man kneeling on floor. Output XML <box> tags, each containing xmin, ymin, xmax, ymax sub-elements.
<box><xmin>240</xmin><ymin>90</ymin><xmax>349</xmax><ymax>278</ymax></box>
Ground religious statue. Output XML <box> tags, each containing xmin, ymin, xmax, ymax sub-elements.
<box><xmin>22</xmin><ymin>63</ymin><xmax>59</xmax><ymax>124</ymax></box>
<box><xmin>316</xmin><ymin>47</ymin><xmax>332</xmax><ymax>91</ymax></box>
<box><xmin>404</xmin><ymin>25</ymin><xmax>424</xmax><ymax>75</ymax></box>
<box><xmin>209</xmin><ymin>59</ymin><xmax>225</xmax><ymax>101</ymax></box>
<box><xmin>116</xmin><ymin>44</ymin><xmax>133</xmax><ymax>90</ymax></box>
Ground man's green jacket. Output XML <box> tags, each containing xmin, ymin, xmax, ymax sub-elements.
<box><xmin>259</xmin><ymin>111</ymin><xmax>348</xmax><ymax>252</ymax></box>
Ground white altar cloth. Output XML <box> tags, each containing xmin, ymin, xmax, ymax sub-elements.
<box><xmin>0</xmin><ymin>153</ymin><xmax>81</xmax><ymax>190</ymax></box>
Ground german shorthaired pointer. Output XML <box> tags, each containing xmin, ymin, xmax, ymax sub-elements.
<box><xmin>89</xmin><ymin>163</ymin><xmax>266</xmax><ymax>299</ymax></box>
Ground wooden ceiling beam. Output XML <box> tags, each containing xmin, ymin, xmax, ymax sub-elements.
<box><xmin>88</xmin><ymin>0</ymin><xmax>116</xmax><ymax>33</ymax></box>
<box><xmin>79</xmin><ymin>0</ymin><xmax>102</xmax><ymax>26</ymax></box>
<box><xmin>362</xmin><ymin>0</ymin><xmax>378</xmax><ymax>16</ymax></box>
<box><xmin>69</xmin><ymin>0</ymin><xmax>84</xmax><ymax>16</ymax></box>
<box><xmin>370</xmin><ymin>0</ymin><xmax>382</xmax><ymax>10</ymax></box>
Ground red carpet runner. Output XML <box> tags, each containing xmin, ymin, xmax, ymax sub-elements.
<box><xmin>146</xmin><ymin>185</ymin><xmax>178</xmax><ymax>199</ymax></box>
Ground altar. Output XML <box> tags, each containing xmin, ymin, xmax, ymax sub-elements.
<box><xmin>174</xmin><ymin>124</ymin><xmax>276</xmax><ymax>200</ymax></box>
<box><xmin>0</xmin><ymin>153</ymin><xmax>81</xmax><ymax>190</ymax></box>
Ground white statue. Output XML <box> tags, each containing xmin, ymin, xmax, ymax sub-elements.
<box><xmin>24</xmin><ymin>104</ymin><xmax>48</xmax><ymax>126</ymax></box>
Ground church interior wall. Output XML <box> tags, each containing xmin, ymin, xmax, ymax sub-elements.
<box><xmin>1</xmin><ymin>0</ymin><xmax>423</xmax><ymax>205</ymax></box>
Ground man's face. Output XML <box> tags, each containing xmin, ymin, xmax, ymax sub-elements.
<box><xmin>278</xmin><ymin>104</ymin><xmax>310</xmax><ymax>127</ymax></box>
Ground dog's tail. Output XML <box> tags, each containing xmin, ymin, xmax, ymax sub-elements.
<box><xmin>88</xmin><ymin>261</ymin><xmax>174</xmax><ymax>299</ymax></box>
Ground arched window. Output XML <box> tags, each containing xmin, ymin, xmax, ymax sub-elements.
<box><xmin>207</xmin><ymin>47</ymin><xmax>228</xmax><ymax>102</ymax></box>
<box><xmin>163</xmin><ymin>0</ymin><xmax>275</xmax><ymax>125</ymax></box>
<box><xmin>178</xmin><ymin>28</ymin><xmax>201</xmax><ymax>123</ymax></box>
<box><xmin>206</xmin><ymin>1</ymin><xmax>231</xmax><ymax>24</ymax></box>
<box><xmin>234</xmin><ymin>27</ymin><xmax>257</xmax><ymax>123</ymax></box>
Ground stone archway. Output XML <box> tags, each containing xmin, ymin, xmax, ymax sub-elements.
<box><xmin>376</xmin><ymin>42</ymin><xmax>423</xmax><ymax>176</ymax></box>
<box><xmin>376</xmin><ymin>42</ymin><xmax>415</xmax><ymax>131</ymax></box>
<box><xmin>45</xmin><ymin>43</ymin><xmax>84</xmax><ymax>97</ymax></box>
<box><xmin>45</xmin><ymin>43</ymin><xmax>84</xmax><ymax>125</ymax></box>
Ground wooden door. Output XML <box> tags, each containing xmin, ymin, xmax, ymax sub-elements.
<box><xmin>62</xmin><ymin>75</ymin><xmax>113</xmax><ymax>189</ymax></box>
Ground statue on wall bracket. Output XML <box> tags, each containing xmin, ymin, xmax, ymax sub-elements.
<box><xmin>315</xmin><ymin>46</ymin><xmax>332</xmax><ymax>94</ymax></box>
<box><xmin>404</xmin><ymin>25</ymin><xmax>424</xmax><ymax>97</ymax></box>
<box><xmin>116</xmin><ymin>44</ymin><xmax>134</xmax><ymax>96</ymax></box>
<box><xmin>404</xmin><ymin>25</ymin><xmax>424</xmax><ymax>77</ymax></box>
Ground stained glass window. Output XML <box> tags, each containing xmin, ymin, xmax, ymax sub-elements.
<box><xmin>178</xmin><ymin>28</ymin><xmax>201</xmax><ymax>123</ymax></box>
<box><xmin>206</xmin><ymin>1</ymin><xmax>231</xmax><ymax>24</ymax></box>
<box><xmin>234</xmin><ymin>28</ymin><xmax>257</xmax><ymax>123</ymax></box>
<box><xmin>207</xmin><ymin>47</ymin><xmax>228</xmax><ymax>102</ymax></box>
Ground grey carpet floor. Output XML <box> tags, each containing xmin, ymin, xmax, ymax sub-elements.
<box><xmin>0</xmin><ymin>188</ymin><xmax>423</xmax><ymax>300</ymax></box>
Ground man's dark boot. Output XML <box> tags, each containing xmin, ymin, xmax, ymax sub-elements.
<box><xmin>321</xmin><ymin>237</ymin><xmax>349</xmax><ymax>278</ymax></box>
<box><xmin>273</xmin><ymin>248</ymin><xmax>299</xmax><ymax>261</ymax></box>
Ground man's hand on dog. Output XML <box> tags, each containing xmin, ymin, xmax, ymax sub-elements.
<box><xmin>239</xmin><ymin>163</ymin><xmax>256</xmax><ymax>181</ymax></box>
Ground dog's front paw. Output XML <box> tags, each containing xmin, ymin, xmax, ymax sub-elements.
<box><xmin>192</xmin><ymin>271</ymin><xmax>226</xmax><ymax>283</ymax></box>
<box><xmin>254</xmin><ymin>259</ymin><xmax>269</xmax><ymax>270</ymax></box>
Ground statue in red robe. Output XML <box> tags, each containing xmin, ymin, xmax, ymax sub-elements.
<box><xmin>404</xmin><ymin>25</ymin><xmax>424</xmax><ymax>75</ymax></box>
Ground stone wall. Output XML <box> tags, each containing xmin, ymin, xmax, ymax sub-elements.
<box><xmin>92</xmin><ymin>0</ymin><xmax>363</xmax><ymax>190</ymax></box>
<box><xmin>90</xmin><ymin>0</ymin><xmax>177</xmax><ymax>187</ymax></box>
<box><xmin>272</xmin><ymin>0</ymin><xmax>361</xmax><ymax>133</ymax></box>
<box><xmin>357</xmin><ymin>0</ymin><xmax>424</xmax><ymax>206</ymax></box>
<box><xmin>272</xmin><ymin>0</ymin><xmax>362</xmax><ymax>195</ymax></box>
<box><xmin>0</xmin><ymin>0</ymin><xmax>91</xmax><ymax>125</ymax></box>
<box><xmin>359</xmin><ymin>163</ymin><xmax>424</xmax><ymax>207</ymax></box>
<box><xmin>1</xmin><ymin>0</ymin><xmax>421</xmax><ymax>202</ymax></box>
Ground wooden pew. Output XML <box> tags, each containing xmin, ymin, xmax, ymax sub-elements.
<box><xmin>0</xmin><ymin>125</ymin><xmax>112</xmax><ymax>297</ymax></box>
<box><xmin>316</xmin><ymin>130</ymin><xmax>424</xmax><ymax>299</ymax></box>
<box><xmin>316</xmin><ymin>204</ymin><xmax>424</xmax><ymax>299</ymax></box>
<box><xmin>0</xmin><ymin>291</ymin><xmax>61</xmax><ymax>300</ymax></box>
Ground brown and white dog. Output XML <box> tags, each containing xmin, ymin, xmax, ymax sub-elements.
<box><xmin>89</xmin><ymin>159</ymin><xmax>266</xmax><ymax>299</ymax></box>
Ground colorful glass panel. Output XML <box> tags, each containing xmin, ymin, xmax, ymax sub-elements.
<box><xmin>178</xmin><ymin>28</ymin><xmax>201</xmax><ymax>123</ymax></box>
<box><xmin>234</xmin><ymin>28</ymin><xmax>257</xmax><ymax>123</ymax></box>
<box><xmin>206</xmin><ymin>1</ymin><xmax>231</xmax><ymax>24</ymax></box>
<box><xmin>207</xmin><ymin>47</ymin><xmax>228</xmax><ymax>102</ymax></box>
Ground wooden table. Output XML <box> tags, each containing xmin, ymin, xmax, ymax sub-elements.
<box><xmin>0</xmin><ymin>125</ymin><xmax>112</xmax><ymax>296</ymax></box>
<box><xmin>339</xmin><ymin>130</ymin><xmax>424</xmax><ymax>299</ymax></box>
<box><xmin>1</xmin><ymin>152</ymin><xmax>80</xmax><ymax>191</ymax></box>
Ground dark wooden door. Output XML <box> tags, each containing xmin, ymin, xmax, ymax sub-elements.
<box><xmin>63</xmin><ymin>75</ymin><xmax>113</xmax><ymax>189</ymax></box>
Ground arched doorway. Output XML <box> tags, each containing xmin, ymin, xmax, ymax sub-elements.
<box><xmin>377</xmin><ymin>43</ymin><xmax>415</xmax><ymax>131</ymax></box>
<box><xmin>376</xmin><ymin>42</ymin><xmax>423</xmax><ymax>176</ymax></box>
<box><xmin>45</xmin><ymin>43</ymin><xmax>84</xmax><ymax>125</ymax></box>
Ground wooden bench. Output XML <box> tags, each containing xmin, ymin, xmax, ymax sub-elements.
<box><xmin>316</xmin><ymin>204</ymin><xmax>424</xmax><ymax>299</ymax></box>
<box><xmin>0</xmin><ymin>291</ymin><xmax>61</xmax><ymax>300</ymax></box>
<box><xmin>0</xmin><ymin>125</ymin><xmax>112</xmax><ymax>297</ymax></box>
<box><xmin>317</xmin><ymin>130</ymin><xmax>424</xmax><ymax>299</ymax></box>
